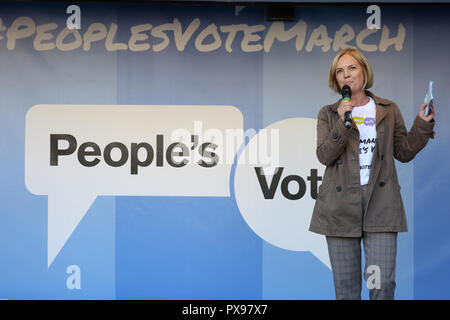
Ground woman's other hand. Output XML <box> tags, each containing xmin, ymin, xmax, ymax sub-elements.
<box><xmin>419</xmin><ymin>101</ymin><xmax>435</xmax><ymax>122</ymax></box>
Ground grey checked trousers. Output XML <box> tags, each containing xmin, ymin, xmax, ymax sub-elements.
<box><xmin>326</xmin><ymin>185</ymin><xmax>398</xmax><ymax>300</ymax></box>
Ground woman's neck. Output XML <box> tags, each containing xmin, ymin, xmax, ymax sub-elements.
<box><xmin>351</xmin><ymin>90</ymin><xmax>370</xmax><ymax>107</ymax></box>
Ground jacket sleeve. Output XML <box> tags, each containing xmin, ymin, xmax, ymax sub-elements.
<box><xmin>316</xmin><ymin>106</ymin><xmax>352</xmax><ymax>167</ymax></box>
<box><xmin>393</xmin><ymin>103</ymin><xmax>435</xmax><ymax>163</ymax></box>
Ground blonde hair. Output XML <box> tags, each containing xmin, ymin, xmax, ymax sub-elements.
<box><xmin>328</xmin><ymin>48</ymin><xmax>374</xmax><ymax>93</ymax></box>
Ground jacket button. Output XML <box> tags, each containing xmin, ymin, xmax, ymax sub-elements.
<box><xmin>379</xmin><ymin>182</ymin><xmax>385</xmax><ymax>187</ymax></box>
<box><xmin>336</xmin><ymin>186</ymin><xmax>342</xmax><ymax>192</ymax></box>
<box><xmin>332</xmin><ymin>132</ymin><xmax>339</xmax><ymax>141</ymax></box>
<box><xmin>337</xmin><ymin>159</ymin><xmax>343</xmax><ymax>165</ymax></box>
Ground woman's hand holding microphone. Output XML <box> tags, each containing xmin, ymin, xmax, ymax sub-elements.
<box><xmin>337</xmin><ymin>99</ymin><xmax>355</xmax><ymax>124</ymax></box>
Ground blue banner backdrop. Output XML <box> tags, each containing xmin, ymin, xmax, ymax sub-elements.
<box><xmin>0</xmin><ymin>2</ymin><xmax>448</xmax><ymax>299</ymax></box>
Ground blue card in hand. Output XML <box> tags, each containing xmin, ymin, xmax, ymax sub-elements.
<box><xmin>423</xmin><ymin>80</ymin><xmax>434</xmax><ymax>116</ymax></box>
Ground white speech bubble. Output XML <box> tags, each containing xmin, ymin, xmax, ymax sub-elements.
<box><xmin>234</xmin><ymin>118</ymin><xmax>330</xmax><ymax>269</ymax></box>
<box><xmin>25</xmin><ymin>104</ymin><xmax>243</xmax><ymax>267</ymax></box>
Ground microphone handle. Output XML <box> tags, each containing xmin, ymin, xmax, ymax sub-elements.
<box><xmin>342</xmin><ymin>96</ymin><xmax>352</xmax><ymax>128</ymax></box>
<box><xmin>344</xmin><ymin>111</ymin><xmax>352</xmax><ymax>129</ymax></box>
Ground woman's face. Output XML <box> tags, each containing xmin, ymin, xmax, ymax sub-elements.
<box><xmin>335</xmin><ymin>54</ymin><xmax>365</xmax><ymax>94</ymax></box>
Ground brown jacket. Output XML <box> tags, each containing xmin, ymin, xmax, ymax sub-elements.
<box><xmin>309</xmin><ymin>91</ymin><xmax>435</xmax><ymax>237</ymax></box>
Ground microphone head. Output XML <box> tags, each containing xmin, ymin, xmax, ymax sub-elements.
<box><xmin>341</xmin><ymin>85</ymin><xmax>352</xmax><ymax>99</ymax></box>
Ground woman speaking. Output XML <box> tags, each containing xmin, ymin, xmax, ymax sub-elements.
<box><xmin>309</xmin><ymin>48</ymin><xmax>435</xmax><ymax>300</ymax></box>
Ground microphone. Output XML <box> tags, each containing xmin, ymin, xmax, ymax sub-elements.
<box><xmin>341</xmin><ymin>85</ymin><xmax>352</xmax><ymax>129</ymax></box>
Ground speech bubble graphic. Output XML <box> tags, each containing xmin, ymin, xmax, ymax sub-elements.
<box><xmin>233</xmin><ymin>118</ymin><xmax>330</xmax><ymax>269</ymax></box>
<box><xmin>25</xmin><ymin>104</ymin><xmax>243</xmax><ymax>267</ymax></box>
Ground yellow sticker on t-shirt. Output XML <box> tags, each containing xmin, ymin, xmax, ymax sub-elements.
<box><xmin>353</xmin><ymin>116</ymin><xmax>364</xmax><ymax>125</ymax></box>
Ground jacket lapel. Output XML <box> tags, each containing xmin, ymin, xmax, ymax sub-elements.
<box><xmin>375</xmin><ymin>101</ymin><xmax>388</xmax><ymax>127</ymax></box>
<box><xmin>375</xmin><ymin>104</ymin><xmax>386</xmax><ymax>160</ymax></box>
<box><xmin>369</xmin><ymin>92</ymin><xmax>390</xmax><ymax>160</ymax></box>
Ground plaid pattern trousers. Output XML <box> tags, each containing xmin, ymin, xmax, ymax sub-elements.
<box><xmin>325</xmin><ymin>185</ymin><xmax>398</xmax><ymax>300</ymax></box>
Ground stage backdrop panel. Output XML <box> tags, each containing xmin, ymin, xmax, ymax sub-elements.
<box><xmin>0</xmin><ymin>1</ymin><xmax>448</xmax><ymax>299</ymax></box>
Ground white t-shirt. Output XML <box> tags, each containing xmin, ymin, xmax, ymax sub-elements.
<box><xmin>351</xmin><ymin>97</ymin><xmax>377</xmax><ymax>186</ymax></box>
